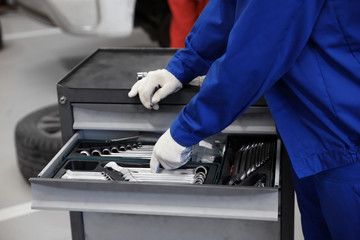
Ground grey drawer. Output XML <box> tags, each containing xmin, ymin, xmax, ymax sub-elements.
<box><xmin>71</xmin><ymin>103</ymin><xmax>276</xmax><ymax>134</ymax></box>
<box><xmin>30</xmin><ymin>130</ymin><xmax>281</xmax><ymax>221</ymax></box>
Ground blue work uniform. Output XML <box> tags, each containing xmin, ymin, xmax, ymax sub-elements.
<box><xmin>165</xmin><ymin>0</ymin><xmax>360</xmax><ymax>239</ymax></box>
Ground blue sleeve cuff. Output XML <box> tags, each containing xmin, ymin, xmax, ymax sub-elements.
<box><xmin>170</xmin><ymin>113</ymin><xmax>203</xmax><ymax>147</ymax></box>
<box><xmin>166</xmin><ymin>54</ymin><xmax>200</xmax><ymax>85</ymax></box>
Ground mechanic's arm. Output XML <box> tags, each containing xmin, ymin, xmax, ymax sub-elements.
<box><xmin>166</xmin><ymin>0</ymin><xmax>237</xmax><ymax>83</ymax></box>
<box><xmin>151</xmin><ymin>0</ymin><xmax>326</xmax><ymax>171</ymax></box>
<box><xmin>128</xmin><ymin>0</ymin><xmax>236</xmax><ymax>109</ymax></box>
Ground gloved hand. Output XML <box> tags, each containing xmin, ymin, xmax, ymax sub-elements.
<box><xmin>128</xmin><ymin>69</ymin><xmax>182</xmax><ymax>110</ymax></box>
<box><xmin>150</xmin><ymin>129</ymin><xmax>192</xmax><ymax>173</ymax></box>
<box><xmin>188</xmin><ymin>75</ymin><xmax>206</xmax><ymax>87</ymax></box>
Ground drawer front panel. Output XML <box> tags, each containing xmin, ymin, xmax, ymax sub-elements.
<box><xmin>31</xmin><ymin>179</ymin><xmax>279</xmax><ymax>220</ymax></box>
<box><xmin>72</xmin><ymin>104</ymin><xmax>276</xmax><ymax>134</ymax></box>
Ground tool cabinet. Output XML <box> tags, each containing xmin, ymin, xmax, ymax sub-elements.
<box><xmin>30</xmin><ymin>48</ymin><xmax>294</xmax><ymax>240</ymax></box>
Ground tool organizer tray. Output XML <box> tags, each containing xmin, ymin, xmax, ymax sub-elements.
<box><xmin>219</xmin><ymin>134</ymin><xmax>278</xmax><ymax>187</ymax></box>
<box><xmin>51</xmin><ymin>133</ymin><xmax>278</xmax><ymax>188</ymax></box>
<box><xmin>52</xmin><ymin>139</ymin><xmax>220</xmax><ymax>185</ymax></box>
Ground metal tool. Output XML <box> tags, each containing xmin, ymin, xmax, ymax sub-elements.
<box><xmin>104</xmin><ymin>162</ymin><xmax>207</xmax><ymax>184</ymax></box>
<box><xmin>107</xmin><ymin>136</ymin><xmax>141</xmax><ymax>143</ymax></box>
<box><xmin>245</xmin><ymin>143</ymin><xmax>255</xmax><ymax>177</ymax></box>
<box><xmin>254</xmin><ymin>175</ymin><xmax>266</xmax><ymax>187</ymax></box>
<box><xmin>255</xmin><ymin>142</ymin><xmax>263</xmax><ymax>168</ymax></box>
<box><xmin>250</xmin><ymin>143</ymin><xmax>260</xmax><ymax>172</ymax></box>
<box><xmin>227</xmin><ymin>145</ymin><xmax>246</xmax><ymax>185</ymax></box>
<box><xmin>61</xmin><ymin>170</ymin><xmax>112</xmax><ymax>181</ymax></box>
<box><xmin>137</xmin><ymin>72</ymin><xmax>148</xmax><ymax>80</ymax></box>
<box><xmin>226</xmin><ymin>141</ymin><xmax>273</xmax><ymax>186</ymax></box>
<box><xmin>79</xmin><ymin>145</ymin><xmax>154</xmax><ymax>159</ymax></box>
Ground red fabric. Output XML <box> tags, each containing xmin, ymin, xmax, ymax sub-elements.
<box><xmin>168</xmin><ymin>0</ymin><xmax>209</xmax><ymax>48</ymax></box>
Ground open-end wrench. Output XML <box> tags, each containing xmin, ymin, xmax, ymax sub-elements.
<box><xmin>249</xmin><ymin>143</ymin><xmax>258</xmax><ymax>174</ymax></box>
<box><xmin>120</xmin><ymin>169</ymin><xmax>196</xmax><ymax>179</ymax></box>
<box><xmin>245</xmin><ymin>144</ymin><xmax>255</xmax><ymax>177</ymax></box>
<box><xmin>265</xmin><ymin>142</ymin><xmax>271</xmax><ymax>161</ymax></box>
<box><xmin>104</xmin><ymin>162</ymin><xmax>204</xmax><ymax>175</ymax></box>
<box><xmin>107</xmin><ymin>145</ymin><xmax>154</xmax><ymax>153</ymax></box>
<box><xmin>127</xmin><ymin>168</ymin><xmax>207</xmax><ymax>184</ymax></box>
<box><xmin>121</xmin><ymin>169</ymin><xmax>201</xmax><ymax>184</ymax></box>
<box><xmin>124</xmin><ymin>176</ymin><xmax>197</xmax><ymax>184</ymax></box>
<box><xmin>255</xmin><ymin>142</ymin><xmax>264</xmax><ymax>168</ymax></box>
<box><xmin>260</xmin><ymin>142</ymin><xmax>266</xmax><ymax>164</ymax></box>
<box><xmin>104</xmin><ymin>162</ymin><xmax>207</xmax><ymax>184</ymax></box>
<box><xmin>61</xmin><ymin>170</ymin><xmax>112</xmax><ymax>181</ymax></box>
<box><xmin>227</xmin><ymin>145</ymin><xmax>247</xmax><ymax>185</ymax></box>
<box><xmin>122</xmin><ymin>171</ymin><xmax>204</xmax><ymax>184</ymax></box>
<box><xmin>81</xmin><ymin>150</ymin><xmax>153</xmax><ymax>159</ymax></box>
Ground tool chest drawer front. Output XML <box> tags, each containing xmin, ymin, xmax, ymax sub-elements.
<box><xmin>72</xmin><ymin>103</ymin><xmax>276</xmax><ymax>133</ymax></box>
<box><xmin>31</xmin><ymin>180</ymin><xmax>279</xmax><ymax>221</ymax></box>
<box><xmin>82</xmin><ymin>212</ymin><xmax>281</xmax><ymax>240</ymax></box>
<box><xmin>72</xmin><ymin>103</ymin><xmax>185</xmax><ymax>132</ymax></box>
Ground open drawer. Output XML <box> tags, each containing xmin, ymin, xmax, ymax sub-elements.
<box><xmin>31</xmin><ymin>129</ymin><xmax>281</xmax><ymax>221</ymax></box>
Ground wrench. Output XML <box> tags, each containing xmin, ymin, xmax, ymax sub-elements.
<box><xmin>104</xmin><ymin>162</ymin><xmax>207</xmax><ymax>184</ymax></box>
<box><xmin>81</xmin><ymin>150</ymin><xmax>153</xmax><ymax>159</ymax></box>
<box><xmin>61</xmin><ymin>170</ymin><xmax>112</xmax><ymax>181</ymax></box>
<box><xmin>104</xmin><ymin>162</ymin><xmax>204</xmax><ymax>175</ymax></box>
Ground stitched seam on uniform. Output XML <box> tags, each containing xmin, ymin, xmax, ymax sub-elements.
<box><xmin>313</xmin><ymin>50</ymin><xmax>337</xmax><ymax>116</ymax></box>
<box><xmin>330</xmin><ymin>1</ymin><xmax>360</xmax><ymax>65</ymax></box>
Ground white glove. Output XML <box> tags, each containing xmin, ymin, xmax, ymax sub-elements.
<box><xmin>188</xmin><ymin>75</ymin><xmax>206</xmax><ymax>87</ymax></box>
<box><xmin>128</xmin><ymin>69</ymin><xmax>182</xmax><ymax>110</ymax></box>
<box><xmin>150</xmin><ymin>129</ymin><xmax>192</xmax><ymax>173</ymax></box>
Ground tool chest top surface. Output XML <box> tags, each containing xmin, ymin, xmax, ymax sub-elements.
<box><xmin>57</xmin><ymin>48</ymin><xmax>267</xmax><ymax>106</ymax></box>
<box><xmin>59</xmin><ymin>48</ymin><xmax>177</xmax><ymax>89</ymax></box>
<box><xmin>57</xmin><ymin>48</ymin><xmax>204</xmax><ymax>106</ymax></box>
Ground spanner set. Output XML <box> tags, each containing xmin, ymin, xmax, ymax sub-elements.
<box><xmin>79</xmin><ymin>143</ymin><xmax>154</xmax><ymax>159</ymax></box>
<box><xmin>52</xmin><ymin>135</ymin><xmax>277</xmax><ymax>187</ymax></box>
<box><xmin>218</xmin><ymin>135</ymin><xmax>277</xmax><ymax>187</ymax></box>
<box><xmin>51</xmin><ymin>139</ymin><xmax>218</xmax><ymax>185</ymax></box>
<box><xmin>224</xmin><ymin>142</ymin><xmax>272</xmax><ymax>186</ymax></box>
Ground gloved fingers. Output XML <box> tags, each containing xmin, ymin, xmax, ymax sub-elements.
<box><xmin>139</xmin><ymin>90</ymin><xmax>153</xmax><ymax>109</ymax></box>
<box><xmin>158</xmin><ymin>160</ymin><xmax>177</xmax><ymax>170</ymax></box>
<box><xmin>150</xmin><ymin>152</ymin><xmax>161</xmax><ymax>173</ymax></box>
<box><xmin>128</xmin><ymin>80</ymin><xmax>141</xmax><ymax>98</ymax></box>
<box><xmin>138</xmin><ymin>79</ymin><xmax>159</xmax><ymax>109</ymax></box>
<box><xmin>152</xmin><ymin>84</ymin><xmax>179</xmax><ymax>104</ymax></box>
<box><xmin>151</xmin><ymin>150</ymin><xmax>176</xmax><ymax>170</ymax></box>
<box><xmin>152</xmin><ymin>103</ymin><xmax>159</xmax><ymax>110</ymax></box>
<box><xmin>162</xmin><ymin>160</ymin><xmax>187</xmax><ymax>170</ymax></box>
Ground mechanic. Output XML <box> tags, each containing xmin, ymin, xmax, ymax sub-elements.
<box><xmin>128</xmin><ymin>0</ymin><xmax>360</xmax><ymax>239</ymax></box>
<box><xmin>167</xmin><ymin>0</ymin><xmax>209</xmax><ymax>48</ymax></box>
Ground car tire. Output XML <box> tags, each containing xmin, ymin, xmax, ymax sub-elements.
<box><xmin>15</xmin><ymin>105</ymin><xmax>63</xmax><ymax>182</ymax></box>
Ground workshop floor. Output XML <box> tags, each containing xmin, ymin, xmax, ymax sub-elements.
<box><xmin>0</xmin><ymin>9</ymin><xmax>304</xmax><ymax>240</ymax></box>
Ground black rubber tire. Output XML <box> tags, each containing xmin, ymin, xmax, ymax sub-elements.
<box><xmin>15</xmin><ymin>105</ymin><xmax>63</xmax><ymax>181</ymax></box>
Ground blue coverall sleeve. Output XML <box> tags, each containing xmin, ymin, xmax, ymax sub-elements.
<box><xmin>166</xmin><ymin>0</ymin><xmax>237</xmax><ymax>84</ymax></box>
<box><xmin>170</xmin><ymin>0</ymin><xmax>326</xmax><ymax>147</ymax></box>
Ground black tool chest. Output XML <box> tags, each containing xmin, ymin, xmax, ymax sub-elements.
<box><xmin>30</xmin><ymin>48</ymin><xmax>294</xmax><ymax>240</ymax></box>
